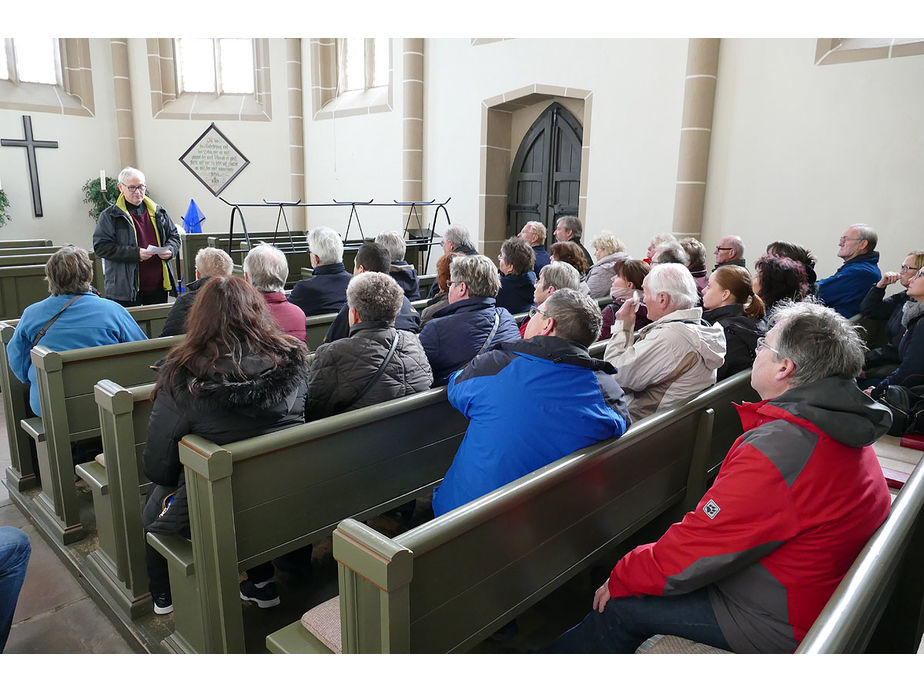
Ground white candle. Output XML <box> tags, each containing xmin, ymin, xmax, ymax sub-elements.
<box><xmin>100</xmin><ymin>170</ymin><xmax>105</xmax><ymax>191</ymax></box>
<box><xmin>0</xmin><ymin>173</ymin><xmax>3</xmax><ymax>190</ymax></box>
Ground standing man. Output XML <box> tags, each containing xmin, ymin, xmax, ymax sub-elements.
<box><xmin>816</xmin><ymin>224</ymin><xmax>882</xmax><ymax>318</ymax></box>
<box><xmin>713</xmin><ymin>235</ymin><xmax>746</xmax><ymax>270</ymax></box>
<box><xmin>554</xmin><ymin>215</ymin><xmax>594</xmax><ymax>268</ymax></box>
<box><xmin>549</xmin><ymin>301</ymin><xmax>891</xmax><ymax>653</ymax></box>
<box><xmin>93</xmin><ymin>167</ymin><xmax>180</xmax><ymax>306</ymax></box>
<box><xmin>518</xmin><ymin>221</ymin><xmax>551</xmax><ymax>273</ymax></box>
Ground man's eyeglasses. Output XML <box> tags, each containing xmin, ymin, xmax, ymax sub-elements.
<box><xmin>715</xmin><ymin>246</ymin><xmax>733</xmax><ymax>251</ymax></box>
<box><xmin>123</xmin><ymin>184</ymin><xmax>146</xmax><ymax>193</ymax></box>
<box><xmin>528</xmin><ymin>306</ymin><xmax>550</xmax><ymax>320</ymax></box>
<box><xmin>756</xmin><ymin>337</ymin><xmax>780</xmax><ymax>356</ymax></box>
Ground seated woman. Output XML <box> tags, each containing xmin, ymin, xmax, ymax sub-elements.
<box><xmin>859</xmin><ymin>250</ymin><xmax>924</xmax><ymax>379</ymax></box>
<box><xmin>864</xmin><ymin>267</ymin><xmax>924</xmax><ymax>397</ymax></box>
<box><xmin>141</xmin><ymin>276</ymin><xmax>309</xmax><ymax>616</ymax></box>
<box><xmin>701</xmin><ymin>265</ymin><xmax>766</xmax><ymax>380</ymax></box>
<box><xmin>766</xmin><ymin>240</ymin><xmax>818</xmax><ymax>295</ymax></box>
<box><xmin>8</xmin><ymin>245</ymin><xmax>147</xmax><ymax>418</ymax></box>
<box><xmin>550</xmin><ymin>241</ymin><xmax>591</xmax><ymax>294</ymax></box>
<box><xmin>600</xmin><ymin>257</ymin><xmax>651</xmax><ymax>340</ymax></box>
<box><xmin>305</xmin><ymin>272</ymin><xmax>433</xmax><ymax>419</ymax></box>
<box><xmin>419</xmin><ymin>254</ymin><xmax>521</xmax><ymax>386</ymax></box>
<box><xmin>679</xmin><ymin>237</ymin><xmax>709</xmax><ymax>297</ymax></box>
<box><xmin>752</xmin><ymin>254</ymin><xmax>810</xmax><ymax>320</ymax></box>
<box><xmin>519</xmin><ymin>261</ymin><xmax>582</xmax><ymax>337</ymax></box>
<box><xmin>420</xmin><ymin>252</ymin><xmax>456</xmax><ymax>324</ymax></box>
<box><xmin>495</xmin><ymin>236</ymin><xmax>537</xmax><ymax>315</ymax></box>
<box><xmin>584</xmin><ymin>233</ymin><xmax>628</xmax><ymax>299</ymax></box>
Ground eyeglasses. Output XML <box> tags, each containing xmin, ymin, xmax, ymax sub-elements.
<box><xmin>839</xmin><ymin>236</ymin><xmax>860</xmax><ymax>244</ymax></box>
<box><xmin>756</xmin><ymin>337</ymin><xmax>780</xmax><ymax>356</ymax></box>
<box><xmin>528</xmin><ymin>306</ymin><xmax>550</xmax><ymax>320</ymax></box>
<box><xmin>123</xmin><ymin>184</ymin><xmax>146</xmax><ymax>193</ymax></box>
<box><xmin>715</xmin><ymin>246</ymin><xmax>733</xmax><ymax>252</ymax></box>
<box><xmin>901</xmin><ymin>265</ymin><xmax>921</xmax><ymax>272</ymax></box>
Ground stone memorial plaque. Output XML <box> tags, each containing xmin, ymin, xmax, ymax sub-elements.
<box><xmin>179</xmin><ymin>122</ymin><xmax>250</xmax><ymax>196</ymax></box>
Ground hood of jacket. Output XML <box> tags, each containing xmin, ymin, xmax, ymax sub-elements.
<box><xmin>497</xmin><ymin>335</ymin><xmax>616</xmax><ymax>374</ymax></box>
<box><xmin>637</xmin><ymin>306</ymin><xmax>726</xmax><ymax>369</ymax></box>
<box><xmin>741</xmin><ymin>376</ymin><xmax>892</xmax><ymax>448</ymax></box>
<box><xmin>172</xmin><ymin>348</ymin><xmax>308</xmax><ymax>412</ymax></box>
<box><xmin>842</xmin><ymin>250</ymin><xmax>880</xmax><ymax>268</ymax></box>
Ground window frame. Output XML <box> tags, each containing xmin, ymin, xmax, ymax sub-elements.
<box><xmin>175</xmin><ymin>38</ymin><xmax>255</xmax><ymax>96</ymax></box>
<box><xmin>0</xmin><ymin>38</ymin><xmax>93</xmax><ymax>116</ymax></box>
<box><xmin>311</xmin><ymin>37</ymin><xmax>393</xmax><ymax>120</ymax></box>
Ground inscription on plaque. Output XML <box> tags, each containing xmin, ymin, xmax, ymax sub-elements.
<box><xmin>179</xmin><ymin>123</ymin><xmax>250</xmax><ymax>196</ymax></box>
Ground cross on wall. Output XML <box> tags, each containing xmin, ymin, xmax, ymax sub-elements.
<box><xmin>1</xmin><ymin>115</ymin><xmax>59</xmax><ymax>218</ymax></box>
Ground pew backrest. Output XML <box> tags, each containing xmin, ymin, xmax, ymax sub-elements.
<box><xmin>0</xmin><ymin>238</ymin><xmax>53</xmax><ymax>249</ymax></box>
<box><xmin>0</xmin><ymin>263</ymin><xmax>105</xmax><ymax>320</ymax></box>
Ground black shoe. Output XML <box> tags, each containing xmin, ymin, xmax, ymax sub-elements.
<box><xmin>239</xmin><ymin>579</ymin><xmax>280</xmax><ymax>608</ymax></box>
<box><xmin>152</xmin><ymin>591</ymin><xmax>173</xmax><ymax>615</ymax></box>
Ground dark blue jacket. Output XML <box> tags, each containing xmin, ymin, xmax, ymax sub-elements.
<box><xmin>390</xmin><ymin>261</ymin><xmax>420</xmax><ymax>300</ymax></box>
<box><xmin>288</xmin><ymin>262</ymin><xmax>353</xmax><ymax>317</ymax></box>
<box><xmin>816</xmin><ymin>251</ymin><xmax>881</xmax><ymax>318</ymax></box>
<box><xmin>872</xmin><ymin>308</ymin><xmax>924</xmax><ymax>396</ymax></box>
<box><xmin>419</xmin><ymin>296</ymin><xmax>521</xmax><ymax>386</ymax></box>
<box><xmin>322</xmin><ymin>296</ymin><xmax>421</xmax><ymax>344</ymax></box>
<box><xmin>432</xmin><ymin>336</ymin><xmax>630</xmax><ymax>516</ymax></box>
<box><xmin>495</xmin><ymin>270</ymin><xmax>536</xmax><ymax>316</ymax></box>
<box><xmin>860</xmin><ymin>285</ymin><xmax>911</xmax><ymax>367</ymax></box>
<box><xmin>532</xmin><ymin>245</ymin><xmax>551</xmax><ymax>274</ymax></box>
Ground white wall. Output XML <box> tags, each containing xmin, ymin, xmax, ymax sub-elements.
<box><xmin>703</xmin><ymin>38</ymin><xmax>924</xmax><ymax>284</ymax></box>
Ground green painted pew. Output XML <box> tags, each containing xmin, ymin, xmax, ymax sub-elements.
<box><xmin>0</xmin><ymin>245</ymin><xmax>63</xmax><ymax>257</ymax></box>
<box><xmin>0</xmin><ymin>263</ymin><xmax>105</xmax><ymax>320</ymax></box>
<box><xmin>1</xmin><ymin>304</ymin><xmax>172</xmax><ymax>494</ymax></box>
<box><xmin>146</xmin><ymin>386</ymin><xmax>469</xmax><ymax>654</ymax></box>
<box><xmin>0</xmin><ymin>238</ymin><xmax>53</xmax><ymax>249</ymax></box>
<box><xmin>75</xmin><ymin>381</ymin><xmax>156</xmax><ymax>620</ymax></box>
<box><xmin>15</xmin><ymin>336</ymin><xmax>183</xmax><ymax>545</ymax></box>
<box><xmin>795</xmin><ymin>460</ymin><xmax>924</xmax><ymax>653</ymax></box>
<box><xmin>265</xmin><ymin>369</ymin><xmax>757</xmax><ymax>654</ymax></box>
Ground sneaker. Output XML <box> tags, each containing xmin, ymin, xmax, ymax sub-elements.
<box><xmin>239</xmin><ymin>579</ymin><xmax>280</xmax><ymax>608</ymax></box>
<box><xmin>152</xmin><ymin>591</ymin><xmax>173</xmax><ymax>615</ymax></box>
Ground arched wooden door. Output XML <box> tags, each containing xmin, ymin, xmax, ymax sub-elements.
<box><xmin>506</xmin><ymin>104</ymin><xmax>583</xmax><ymax>242</ymax></box>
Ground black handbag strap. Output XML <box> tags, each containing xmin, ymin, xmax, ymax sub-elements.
<box><xmin>32</xmin><ymin>295</ymin><xmax>81</xmax><ymax>348</ymax></box>
<box><xmin>334</xmin><ymin>333</ymin><xmax>400</xmax><ymax>414</ymax></box>
<box><xmin>478</xmin><ymin>309</ymin><xmax>501</xmax><ymax>355</ymax></box>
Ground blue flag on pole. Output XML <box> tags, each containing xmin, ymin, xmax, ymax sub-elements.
<box><xmin>182</xmin><ymin>199</ymin><xmax>205</xmax><ymax>233</ymax></box>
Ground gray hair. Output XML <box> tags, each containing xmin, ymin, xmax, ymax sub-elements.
<box><xmin>500</xmin><ymin>236</ymin><xmax>535</xmax><ymax>275</ymax></box>
<box><xmin>346</xmin><ymin>271</ymin><xmax>404</xmax><ymax>323</ymax></box>
<box><xmin>523</xmin><ymin>221</ymin><xmax>546</xmax><ymax>244</ymax></box>
<box><xmin>768</xmin><ymin>299</ymin><xmax>865</xmax><ymax>386</ymax></box>
<box><xmin>450</xmin><ymin>254</ymin><xmax>501</xmax><ymax>298</ymax></box>
<box><xmin>443</xmin><ymin>224</ymin><xmax>474</xmax><ymax>250</ymax></box>
<box><xmin>544</xmin><ymin>287</ymin><xmax>602</xmax><ymax>347</ymax></box>
<box><xmin>645</xmin><ymin>263</ymin><xmax>699</xmax><ymax>310</ymax></box>
<box><xmin>243</xmin><ymin>243</ymin><xmax>289</xmax><ymax>292</ymax></box>
<box><xmin>649</xmin><ymin>232</ymin><xmax>677</xmax><ymax>248</ymax></box>
<box><xmin>557</xmin><ymin>215</ymin><xmax>583</xmax><ymax>240</ymax></box>
<box><xmin>723</xmin><ymin>235</ymin><xmax>745</xmax><ymax>257</ymax></box>
<box><xmin>678</xmin><ymin>237</ymin><xmax>706</xmax><ymax>267</ymax></box>
<box><xmin>848</xmin><ymin>224</ymin><xmax>878</xmax><ymax>252</ymax></box>
<box><xmin>45</xmin><ymin>245</ymin><xmax>93</xmax><ymax>296</ymax></box>
<box><xmin>306</xmin><ymin>226</ymin><xmax>344</xmax><ymax>265</ymax></box>
<box><xmin>592</xmin><ymin>233</ymin><xmax>626</xmax><ymax>258</ymax></box>
<box><xmin>538</xmin><ymin>261</ymin><xmax>581</xmax><ymax>292</ymax></box>
<box><xmin>375</xmin><ymin>231</ymin><xmax>406</xmax><ymax>262</ymax></box>
<box><xmin>118</xmin><ymin>166</ymin><xmax>144</xmax><ymax>184</ymax></box>
<box><xmin>195</xmin><ymin>247</ymin><xmax>233</xmax><ymax>279</ymax></box>
<box><xmin>652</xmin><ymin>241</ymin><xmax>689</xmax><ymax>266</ymax></box>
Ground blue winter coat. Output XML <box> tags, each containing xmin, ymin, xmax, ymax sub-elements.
<box><xmin>872</xmin><ymin>309</ymin><xmax>924</xmax><ymax>396</ymax></box>
<box><xmin>860</xmin><ymin>285</ymin><xmax>911</xmax><ymax>367</ymax></box>
<box><xmin>389</xmin><ymin>261</ymin><xmax>420</xmax><ymax>300</ymax></box>
<box><xmin>432</xmin><ymin>335</ymin><xmax>630</xmax><ymax>516</ymax></box>
<box><xmin>816</xmin><ymin>251</ymin><xmax>881</xmax><ymax>318</ymax></box>
<box><xmin>532</xmin><ymin>245</ymin><xmax>551</xmax><ymax>274</ymax></box>
<box><xmin>288</xmin><ymin>262</ymin><xmax>353</xmax><ymax>317</ymax></box>
<box><xmin>419</xmin><ymin>296</ymin><xmax>521</xmax><ymax>385</ymax></box>
<box><xmin>495</xmin><ymin>270</ymin><xmax>536</xmax><ymax>316</ymax></box>
<box><xmin>8</xmin><ymin>292</ymin><xmax>148</xmax><ymax>416</ymax></box>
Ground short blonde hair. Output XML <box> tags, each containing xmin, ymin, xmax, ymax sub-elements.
<box><xmin>592</xmin><ymin>233</ymin><xmax>626</xmax><ymax>258</ymax></box>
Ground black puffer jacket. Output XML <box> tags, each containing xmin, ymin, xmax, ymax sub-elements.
<box><xmin>702</xmin><ymin>303</ymin><xmax>764</xmax><ymax>381</ymax></box>
<box><xmin>142</xmin><ymin>348</ymin><xmax>309</xmax><ymax>518</ymax></box>
<box><xmin>305</xmin><ymin>321</ymin><xmax>433</xmax><ymax>420</ymax></box>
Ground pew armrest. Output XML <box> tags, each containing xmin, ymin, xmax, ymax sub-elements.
<box><xmin>20</xmin><ymin>416</ymin><xmax>45</xmax><ymax>442</ymax></box>
<box><xmin>266</xmin><ymin>598</ymin><xmax>341</xmax><ymax>654</ymax></box>
<box><xmin>146</xmin><ymin>532</ymin><xmax>195</xmax><ymax>577</ymax></box>
<box><xmin>75</xmin><ymin>460</ymin><xmax>108</xmax><ymax>495</ymax></box>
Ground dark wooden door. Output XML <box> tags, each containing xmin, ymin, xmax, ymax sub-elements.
<box><xmin>506</xmin><ymin>104</ymin><xmax>583</xmax><ymax>242</ymax></box>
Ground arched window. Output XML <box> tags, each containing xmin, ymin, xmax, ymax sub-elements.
<box><xmin>1</xmin><ymin>38</ymin><xmax>59</xmax><ymax>85</ymax></box>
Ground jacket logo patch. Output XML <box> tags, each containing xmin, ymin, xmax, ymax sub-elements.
<box><xmin>703</xmin><ymin>499</ymin><xmax>721</xmax><ymax>519</ymax></box>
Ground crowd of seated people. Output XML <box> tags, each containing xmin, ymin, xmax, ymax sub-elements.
<box><xmin>7</xmin><ymin>216</ymin><xmax>914</xmax><ymax>650</ymax></box>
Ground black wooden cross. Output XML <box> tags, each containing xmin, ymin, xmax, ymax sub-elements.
<box><xmin>1</xmin><ymin>115</ymin><xmax>59</xmax><ymax>217</ymax></box>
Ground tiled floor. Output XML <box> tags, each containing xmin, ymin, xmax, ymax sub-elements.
<box><xmin>1</xmin><ymin>396</ymin><xmax>921</xmax><ymax>654</ymax></box>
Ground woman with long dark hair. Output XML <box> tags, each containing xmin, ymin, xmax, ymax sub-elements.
<box><xmin>141</xmin><ymin>276</ymin><xmax>309</xmax><ymax>616</ymax></box>
<box><xmin>701</xmin><ymin>265</ymin><xmax>766</xmax><ymax>380</ymax></box>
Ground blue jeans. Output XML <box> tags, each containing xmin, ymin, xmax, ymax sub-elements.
<box><xmin>0</xmin><ymin>527</ymin><xmax>31</xmax><ymax>652</ymax></box>
<box><xmin>546</xmin><ymin>587</ymin><xmax>732</xmax><ymax>653</ymax></box>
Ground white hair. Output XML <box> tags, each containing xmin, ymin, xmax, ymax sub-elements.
<box><xmin>306</xmin><ymin>226</ymin><xmax>344</xmax><ymax>265</ymax></box>
<box><xmin>645</xmin><ymin>263</ymin><xmax>699</xmax><ymax>310</ymax></box>
<box><xmin>375</xmin><ymin>231</ymin><xmax>406</xmax><ymax>262</ymax></box>
<box><xmin>118</xmin><ymin>167</ymin><xmax>144</xmax><ymax>184</ymax></box>
<box><xmin>243</xmin><ymin>243</ymin><xmax>289</xmax><ymax>292</ymax></box>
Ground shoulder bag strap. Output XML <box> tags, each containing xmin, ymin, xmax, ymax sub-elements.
<box><xmin>31</xmin><ymin>295</ymin><xmax>81</xmax><ymax>348</ymax></box>
<box><xmin>478</xmin><ymin>309</ymin><xmax>501</xmax><ymax>355</ymax></box>
<box><xmin>333</xmin><ymin>333</ymin><xmax>401</xmax><ymax>415</ymax></box>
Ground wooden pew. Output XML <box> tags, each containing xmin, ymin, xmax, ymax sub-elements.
<box><xmin>146</xmin><ymin>386</ymin><xmax>469</xmax><ymax>653</ymax></box>
<box><xmin>178</xmin><ymin>232</ymin><xmax>211</xmax><ymax>289</ymax></box>
<box><xmin>265</xmin><ymin>370</ymin><xmax>757</xmax><ymax>653</ymax></box>
<box><xmin>795</xmin><ymin>460</ymin><xmax>924</xmax><ymax>653</ymax></box>
<box><xmin>16</xmin><ymin>336</ymin><xmax>183</xmax><ymax>545</ymax></box>
<box><xmin>0</xmin><ymin>264</ymin><xmax>105</xmax><ymax>320</ymax></box>
<box><xmin>0</xmin><ymin>238</ymin><xmax>52</xmax><ymax>249</ymax></box>
<box><xmin>0</xmin><ymin>247</ymin><xmax>62</xmax><ymax>259</ymax></box>
<box><xmin>1</xmin><ymin>304</ymin><xmax>172</xmax><ymax>494</ymax></box>
<box><xmin>75</xmin><ymin>381</ymin><xmax>156</xmax><ymax>620</ymax></box>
